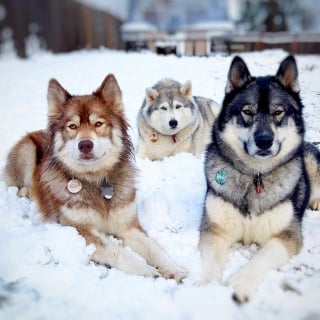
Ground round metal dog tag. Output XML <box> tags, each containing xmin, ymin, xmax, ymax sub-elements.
<box><xmin>67</xmin><ymin>179</ymin><xmax>82</xmax><ymax>194</ymax></box>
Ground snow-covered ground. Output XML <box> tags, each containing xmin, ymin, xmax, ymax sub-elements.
<box><xmin>0</xmin><ymin>48</ymin><xmax>320</xmax><ymax>320</ymax></box>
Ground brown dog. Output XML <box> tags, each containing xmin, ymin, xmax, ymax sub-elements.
<box><xmin>4</xmin><ymin>75</ymin><xmax>186</xmax><ymax>281</ymax></box>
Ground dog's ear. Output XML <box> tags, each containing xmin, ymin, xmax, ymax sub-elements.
<box><xmin>225</xmin><ymin>56</ymin><xmax>251</xmax><ymax>93</ymax></box>
<box><xmin>180</xmin><ymin>80</ymin><xmax>192</xmax><ymax>98</ymax></box>
<box><xmin>47</xmin><ymin>79</ymin><xmax>71</xmax><ymax>116</ymax></box>
<box><xmin>145</xmin><ymin>87</ymin><xmax>159</xmax><ymax>106</ymax></box>
<box><xmin>96</xmin><ymin>74</ymin><xmax>123</xmax><ymax>111</ymax></box>
<box><xmin>275</xmin><ymin>55</ymin><xmax>300</xmax><ymax>92</ymax></box>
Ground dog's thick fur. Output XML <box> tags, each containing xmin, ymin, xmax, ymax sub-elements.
<box><xmin>4</xmin><ymin>75</ymin><xmax>186</xmax><ymax>281</ymax></box>
<box><xmin>304</xmin><ymin>142</ymin><xmax>320</xmax><ymax>210</ymax></box>
<box><xmin>137</xmin><ymin>79</ymin><xmax>220</xmax><ymax>160</ymax></box>
<box><xmin>197</xmin><ymin>55</ymin><xmax>320</xmax><ymax>302</ymax></box>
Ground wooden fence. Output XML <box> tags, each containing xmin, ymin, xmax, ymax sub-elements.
<box><xmin>230</xmin><ymin>32</ymin><xmax>320</xmax><ymax>55</ymax></box>
<box><xmin>0</xmin><ymin>0</ymin><xmax>124</xmax><ymax>58</ymax></box>
<box><xmin>1</xmin><ymin>0</ymin><xmax>319</xmax><ymax>57</ymax></box>
<box><xmin>125</xmin><ymin>32</ymin><xmax>320</xmax><ymax>56</ymax></box>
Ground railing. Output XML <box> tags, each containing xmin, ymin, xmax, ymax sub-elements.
<box><xmin>124</xmin><ymin>32</ymin><xmax>320</xmax><ymax>56</ymax></box>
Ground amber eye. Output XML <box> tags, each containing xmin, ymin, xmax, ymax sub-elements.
<box><xmin>273</xmin><ymin>110</ymin><xmax>284</xmax><ymax>117</ymax></box>
<box><xmin>242</xmin><ymin>109</ymin><xmax>254</xmax><ymax>117</ymax></box>
<box><xmin>68</xmin><ymin>123</ymin><xmax>77</xmax><ymax>130</ymax></box>
<box><xmin>95</xmin><ymin>121</ymin><xmax>104</xmax><ymax>127</ymax></box>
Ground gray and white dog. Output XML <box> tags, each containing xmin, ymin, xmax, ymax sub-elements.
<box><xmin>136</xmin><ymin>79</ymin><xmax>220</xmax><ymax>160</ymax></box>
<box><xmin>197</xmin><ymin>55</ymin><xmax>320</xmax><ymax>303</ymax></box>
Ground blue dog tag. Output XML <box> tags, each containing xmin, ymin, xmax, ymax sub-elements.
<box><xmin>215</xmin><ymin>169</ymin><xmax>227</xmax><ymax>185</ymax></box>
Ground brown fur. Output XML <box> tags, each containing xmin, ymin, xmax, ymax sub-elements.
<box><xmin>4</xmin><ymin>75</ymin><xmax>186</xmax><ymax>281</ymax></box>
<box><xmin>304</xmin><ymin>146</ymin><xmax>320</xmax><ymax>210</ymax></box>
<box><xmin>274</xmin><ymin>219</ymin><xmax>303</xmax><ymax>257</ymax></box>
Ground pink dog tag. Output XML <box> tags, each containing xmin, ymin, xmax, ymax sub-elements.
<box><xmin>67</xmin><ymin>179</ymin><xmax>82</xmax><ymax>194</ymax></box>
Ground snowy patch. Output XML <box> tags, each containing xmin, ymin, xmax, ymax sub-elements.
<box><xmin>0</xmin><ymin>49</ymin><xmax>320</xmax><ymax>319</ymax></box>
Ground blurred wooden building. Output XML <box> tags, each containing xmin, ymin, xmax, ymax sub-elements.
<box><xmin>0</xmin><ymin>0</ymin><xmax>129</xmax><ymax>57</ymax></box>
<box><xmin>0</xmin><ymin>0</ymin><xmax>319</xmax><ymax>58</ymax></box>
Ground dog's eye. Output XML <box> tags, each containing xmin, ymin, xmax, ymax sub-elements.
<box><xmin>242</xmin><ymin>109</ymin><xmax>254</xmax><ymax>117</ymax></box>
<box><xmin>95</xmin><ymin>121</ymin><xmax>104</xmax><ymax>127</ymax></box>
<box><xmin>160</xmin><ymin>106</ymin><xmax>167</xmax><ymax>111</ymax></box>
<box><xmin>273</xmin><ymin>110</ymin><xmax>284</xmax><ymax>117</ymax></box>
<box><xmin>68</xmin><ymin>124</ymin><xmax>77</xmax><ymax>130</ymax></box>
<box><xmin>175</xmin><ymin>104</ymin><xmax>182</xmax><ymax>109</ymax></box>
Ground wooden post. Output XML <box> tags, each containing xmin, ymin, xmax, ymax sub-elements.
<box><xmin>83</xmin><ymin>6</ymin><xmax>93</xmax><ymax>49</ymax></box>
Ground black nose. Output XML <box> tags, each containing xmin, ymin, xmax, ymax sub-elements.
<box><xmin>255</xmin><ymin>134</ymin><xmax>273</xmax><ymax>150</ymax></box>
<box><xmin>78</xmin><ymin>140</ymin><xmax>93</xmax><ymax>154</ymax></box>
<box><xmin>169</xmin><ymin>119</ymin><xmax>178</xmax><ymax>129</ymax></box>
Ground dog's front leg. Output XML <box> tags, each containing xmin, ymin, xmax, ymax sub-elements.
<box><xmin>88</xmin><ymin>229</ymin><xmax>161</xmax><ymax>278</ymax></box>
<box><xmin>122</xmin><ymin>227</ymin><xmax>187</xmax><ymax>282</ymax></box>
<box><xmin>59</xmin><ymin>215</ymin><xmax>161</xmax><ymax>278</ymax></box>
<box><xmin>196</xmin><ymin>194</ymin><xmax>239</xmax><ymax>285</ymax></box>
<box><xmin>196</xmin><ymin>229</ymin><xmax>231</xmax><ymax>285</ymax></box>
<box><xmin>230</xmin><ymin>232</ymin><xmax>301</xmax><ymax>303</ymax></box>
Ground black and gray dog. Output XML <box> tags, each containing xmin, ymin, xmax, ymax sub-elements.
<box><xmin>197</xmin><ymin>55</ymin><xmax>320</xmax><ymax>303</ymax></box>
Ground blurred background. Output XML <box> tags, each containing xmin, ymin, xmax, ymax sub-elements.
<box><xmin>0</xmin><ymin>0</ymin><xmax>319</xmax><ymax>58</ymax></box>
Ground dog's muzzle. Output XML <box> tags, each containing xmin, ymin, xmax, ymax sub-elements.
<box><xmin>254</xmin><ymin>133</ymin><xmax>273</xmax><ymax>156</ymax></box>
<box><xmin>78</xmin><ymin>140</ymin><xmax>94</xmax><ymax>160</ymax></box>
<box><xmin>169</xmin><ymin>119</ymin><xmax>178</xmax><ymax>129</ymax></box>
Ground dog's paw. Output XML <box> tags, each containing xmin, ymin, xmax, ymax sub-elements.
<box><xmin>18</xmin><ymin>186</ymin><xmax>32</xmax><ymax>198</ymax></box>
<box><xmin>194</xmin><ymin>267</ymin><xmax>221</xmax><ymax>286</ymax></box>
<box><xmin>162</xmin><ymin>267</ymin><xmax>188</xmax><ymax>283</ymax></box>
<box><xmin>194</xmin><ymin>273</ymin><xmax>220</xmax><ymax>286</ymax></box>
<box><xmin>174</xmin><ymin>269</ymin><xmax>188</xmax><ymax>283</ymax></box>
<box><xmin>194</xmin><ymin>277</ymin><xmax>211</xmax><ymax>286</ymax></box>
<box><xmin>139</xmin><ymin>264</ymin><xmax>162</xmax><ymax>278</ymax></box>
<box><xmin>232</xmin><ymin>291</ymin><xmax>250</xmax><ymax>304</ymax></box>
<box><xmin>124</xmin><ymin>258</ymin><xmax>162</xmax><ymax>279</ymax></box>
<box><xmin>229</xmin><ymin>272</ymin><xmax>256</xmax><ymax>304</ymax></box>
<box><xmin>309</xmin><ymin>199</ymin><xmax>320</xmax><ymax>210</ymax></box>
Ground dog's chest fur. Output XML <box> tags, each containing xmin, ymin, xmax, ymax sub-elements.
<box><xmin>34</xmin><ymin>156</ymin><xmax>136</xmax><ymax>229</ymax></box>
<box><xmin>205</xmin><ymin>193</ymin><xmax>295</xmax><ymax>245</ymax></box>
<box><xmin>206</xmin><ymin>143</ymin><xmax>303</xmax><ymax>216</ymax></box>
<box><xmin>142</xmin><ymin>129</ymin><xmax>194</xmax><ymax>158</ymax></box>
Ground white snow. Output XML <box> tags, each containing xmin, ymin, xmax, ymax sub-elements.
<box><xmin>0</xmin><ymin>48</ymin><xmax>320</xmax><ymax>319</ymax></box>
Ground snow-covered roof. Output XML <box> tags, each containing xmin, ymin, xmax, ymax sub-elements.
<box><xmin>179</xmin><ymin>20</ymin><xmax>234</xmax><ymax>33</ymax></box>
<box><xmin>75</xmin><ymin>0</ymin><xmax>130</xmax><ymax>21</ymax></box>
<box><xmin>121</xmin><ymin>21</ymin><xmax>158</xmax><ymax>33</ymax></box>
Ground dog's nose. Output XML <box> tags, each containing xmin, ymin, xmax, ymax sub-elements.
<box><xmin>169</xmin><ymin>119</ymin><xmax>178</xmax><ymax>129</ymax></box>
<box><xmin>78</xmin><ymin>140</ymin><xmax>93</xmax><ymax>154</ymax></box>
<box><xmin>255</xmin><ymin>134</ymin><xmax>273</xmax><ymax>150</ymax></box>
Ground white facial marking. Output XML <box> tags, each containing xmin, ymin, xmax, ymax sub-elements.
<box><xmin>149</xmin><ymin>99</ymin><xmax>195</xmax><ymax>135</ymax></box>
<box><xmin>245</xmin><ymin>123</ymin><xmax>280</xmax><ymax>159</ymax></box>
<box><xmin>222</xmin><ymin>117</ymin><xmax>302</xmax><ymax>172</ymax></box>
<box><xmin>53</xmin><ymin>126</ymin><xmax>123</xmax><ymax>173</ymax></box>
